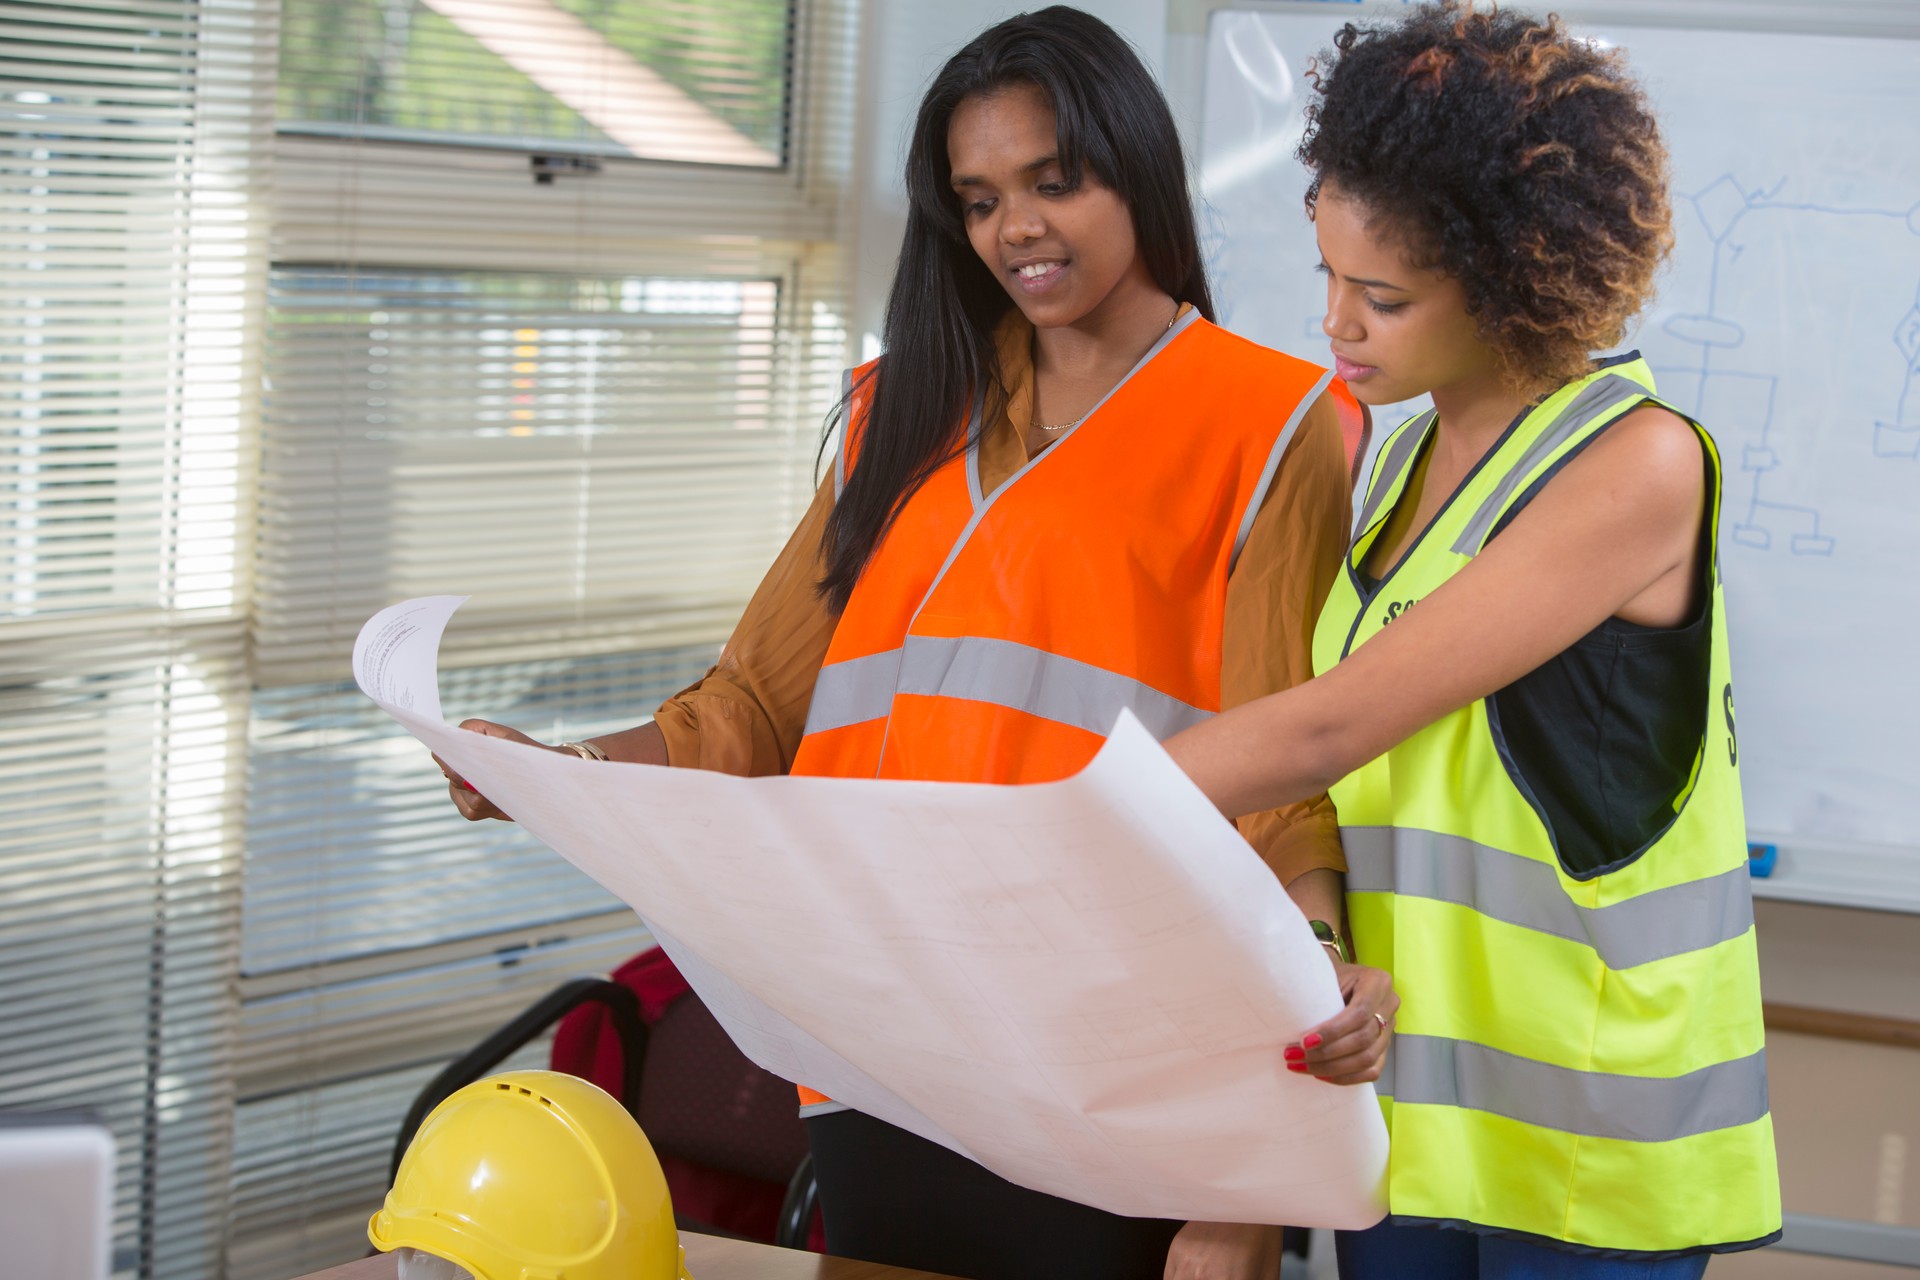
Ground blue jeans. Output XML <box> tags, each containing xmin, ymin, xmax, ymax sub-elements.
<box><xmin>1336</xmin><ymin>1219</ymin><xmax>1711</xmax><ymax>1280</ymax></box>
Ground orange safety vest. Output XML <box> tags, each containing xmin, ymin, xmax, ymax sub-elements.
<box><xmin>787</xmin><ymin>311</ymin><xmax>1334</xmax><ymax>1109</ymax></box>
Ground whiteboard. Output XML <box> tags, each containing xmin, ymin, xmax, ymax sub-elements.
<box><xmin>1191</xmin><ymin>7</ymin><xmax>1920</xmax><ymax>896</ymax></box>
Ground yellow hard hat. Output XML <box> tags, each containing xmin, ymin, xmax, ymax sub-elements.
<box><xmin>369</xmin><ymin>1070</ymin><xmax>692</xmax><ymax>1280</ymax></box>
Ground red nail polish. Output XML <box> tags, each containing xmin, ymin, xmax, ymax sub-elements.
<box><xmin>460</xmin><ymin>781</ymin><xmax>477</xmax><ymax>792</ymax></box>
<box><xmin>1287</xmin><ymin>1063</ymin><xmax>1308</xmax><ymax>1073</ymax></box>
<box><xmin>1283</xmin><ymin>1046</ymin><xmax>1305</xmax><ymax>1062</ymax></box>
<box><xmin>1303</xmin><ymin>1033</ymin><xmax>1323</xmax><ymax>1049</ymax></box>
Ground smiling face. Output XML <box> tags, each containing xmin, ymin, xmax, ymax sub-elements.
<box><xmin>946</xmin><ymin>82</ymin><xmax>1157</xmax><ymax>331</ymax></box>
<box><xmin>1315</xmin><ymin>183</ymin><xmax>1504</xmax><ymax>405</ymax></box>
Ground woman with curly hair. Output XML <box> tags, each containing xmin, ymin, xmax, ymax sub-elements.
<box><xmin>1164</xmin><ymin>4</ymin><xmax>1781</xmax><ymax>1275</ymax></box>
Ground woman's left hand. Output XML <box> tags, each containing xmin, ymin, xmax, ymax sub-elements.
<box><xmin>1286</xmin><ymin>961</ymin><xmax>1398</xmax><ymax>1085</ymax></box>
<box><xmin>1163</xmin><ymin>1221</ymin><xmax>1284</xmax><ymax>1280</ymax></box>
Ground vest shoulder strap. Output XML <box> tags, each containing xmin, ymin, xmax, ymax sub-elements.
<box><xmin>833</xmin><ymin>358</ymin><xmax>883</xmax><ymax>501</ymax></box>
<box><xmin>1230</xmin><ymin>364</ymin><xmax>1335</xmax><ymax>571</ymax></box>
<box><xmin>1450</xmin><ymin>369</ymin><xmax>1654</xmax><ymax>555</ymax></box>
<box><xmin>1355</xmin><ymin>408</ymin><xmax>1439</xmax><ymax>537</ymax></box>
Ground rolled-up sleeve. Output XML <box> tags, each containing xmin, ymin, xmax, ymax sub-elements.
<box><xmin>652</xmin><ymin>478</ymin><xmax>838</xmax><ymax>776</ymax></box>
<box><xmin>1222</xmin><ymin>390</ymin><xmax>1354</xmax><ymax>883</ymax></box>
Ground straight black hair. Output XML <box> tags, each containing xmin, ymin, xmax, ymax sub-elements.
<box><xmin>816</xmin><ymin>5</ymin><xmax>1215</xmax><ymax>611</ymax></box>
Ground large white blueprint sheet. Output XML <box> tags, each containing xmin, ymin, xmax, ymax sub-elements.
<box><xmin>355</xmin><ymin>596</ymin><xmax>1387</xmax><ymax>1226</ymax></box>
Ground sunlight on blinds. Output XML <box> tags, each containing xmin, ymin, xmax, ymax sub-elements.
<box><xmin>253</xmin><ymin>265</ymin><xmax>815</xmax><ymax>682</ymax></box>
<box><xmin>242</xmin><ymin>648</ymin><xmax>716</xmax><ymax>974</ymax></box>
<box><xmin>1</xmin><ymin>4</ymin><xmax>275</xmax><ymax>1274</ymax></box>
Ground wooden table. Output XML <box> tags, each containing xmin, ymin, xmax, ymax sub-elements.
<box><xmin>297</xmin><ymin>1232</ymin><xmax>961</xmax><ymax>1280</ymax></box>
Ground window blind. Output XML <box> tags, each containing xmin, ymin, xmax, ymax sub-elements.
<box><xmin>228</xmin><ymin>0</ymin><xmax>856</xmax><ymax>1272</ymax></box>
<box><xmin>0</xmin><ymin>2</ymin><xmax>275</xmax><ymax>1277</ymax></box>
<box><xmin>251</xmin><ymin>261</ymin><xmax>823</xmax><ymax>683</ymax></box>
<box><xmin>3</xmin><ymin>631</ymin><xmax>248</xmax><ymax>1277</ymax></box>
<box><xmin>243</xmin><ymin>650</ymin><xmax>716</xmax><ymax>975</ymax></box>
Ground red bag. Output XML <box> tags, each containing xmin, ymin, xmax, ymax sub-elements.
<box><xmin>550</xmin><ymin>948</ymin><xmax>823</xmax><ymax>1250</ymax></box>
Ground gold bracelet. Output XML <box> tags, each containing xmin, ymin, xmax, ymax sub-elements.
<box><xmin>558</xmin><ymin>740</ymin><xmax>609</xmax><ymax>762</ymax></box>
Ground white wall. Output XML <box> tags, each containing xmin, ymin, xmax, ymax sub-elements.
<box><xmin>845</xmin><ymin>0</ymin><xmax>1175</xmax><ymax>356</ymax></box>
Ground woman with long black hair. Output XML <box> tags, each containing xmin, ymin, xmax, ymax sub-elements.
<box><xmin>440</xmin><ymin>9</ymin><xmax>1377</xmax><ymax>1278</ymax></box>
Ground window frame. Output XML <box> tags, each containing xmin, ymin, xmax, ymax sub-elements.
<box><xmin>269</xmin><ymin>0</ymin><xmax>850</xmax><ymax>268</ymax></box>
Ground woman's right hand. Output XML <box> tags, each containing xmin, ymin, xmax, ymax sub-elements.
<box><xmin>434</xmin><ymin>719</ymin><xmax>558</xmax><ymax>822</ymax></box>
<box><xmin>1285</xmin><ymin>960</ymin><xmax>1399</xmax><ymax>1085</ymax></box>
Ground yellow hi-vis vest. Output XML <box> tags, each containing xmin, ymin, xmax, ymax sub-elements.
<box><xmin>1313</xmin><ymin>357</ymin><xmax>1782</xmax><ymax>1255</ymax></box>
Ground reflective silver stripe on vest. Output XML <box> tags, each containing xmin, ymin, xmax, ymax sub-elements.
<box><xmin>1344</xmin><ymin>826</ymin><xmax>1754</xmax><ymax>970</ymax></box>
<box><xmin>962</xmin><ymin>394</ymin><xmax>987</xmax><ymax>513</ymax></box>
<box><xmin>1379</xmin><ymin>1034</ymin><xmax>1770</xmax><ymax>1143</ymax></box>
<box><xmin>803</xmin><ymin>648</ymin><xmax>904</xmax><ymax>734</ymax></box>
<box><xmin>802</xmin><ymin>652</ymin><xmax>906</xmax><ymax>729</ymax></box>
<box><xmin>1355</xmin><ymin>409</ymin><xmax>1436</xmax><ymax>537</ymax></box>
<box><xmin>1450</xmin><ymin>373</ymin><xmax>1647</xmax><ymax>554</ymax></box>
<box><xmin>1231</xmin><ymin>368</ymin><xmax>1334</xmax><ymax>572</ymax></box>
<box><xmin>802</xmin><ymin>635</ymin><xmax>1212</xmax><ymax>740</ymax></box>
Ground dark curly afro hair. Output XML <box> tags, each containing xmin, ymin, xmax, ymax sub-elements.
<box><xmin>1300</xmin><ymin>2</ymin><xmax>1672</xmax><ymax>387</ymax></box>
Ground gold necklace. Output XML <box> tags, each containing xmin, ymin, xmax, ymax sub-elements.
<box><xmin>1033</xmin><ymin>303</ymin><xmax>1181</xmax><ymax>433</ymax></box>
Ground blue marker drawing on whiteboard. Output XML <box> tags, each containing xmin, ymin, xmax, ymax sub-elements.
<box><xmin>1875</xmin><ymin>275</ymin><xmax>1920</xmax><ymax>460</ymax></box>
<box><xmin>1652</xmin><ymin>176</ymin><xmax>1920</xmax><ymax>556</ymax></box>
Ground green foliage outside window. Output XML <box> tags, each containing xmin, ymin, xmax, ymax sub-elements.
<box><xmin>277</xmin><ymin>0</ymin><xmax>794</xmax><ymax>161</ymax></box>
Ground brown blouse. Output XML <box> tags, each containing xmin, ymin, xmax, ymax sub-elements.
<box><xmin>654</xmin><ymin>313</ymin><xmax>1352</xmax><ymax>885</ymax></box>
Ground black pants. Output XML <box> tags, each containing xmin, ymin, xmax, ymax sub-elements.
<box><xmin>804</xmin><ymin>1109</ymin><xmax>1183</xmax><ymax>1280</ymax></box>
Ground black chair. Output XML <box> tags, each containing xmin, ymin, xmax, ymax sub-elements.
<box><xmin>390</xmin><ymin>976</ymin><xmax>818</xmax><ymax>1247</ymax></box>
